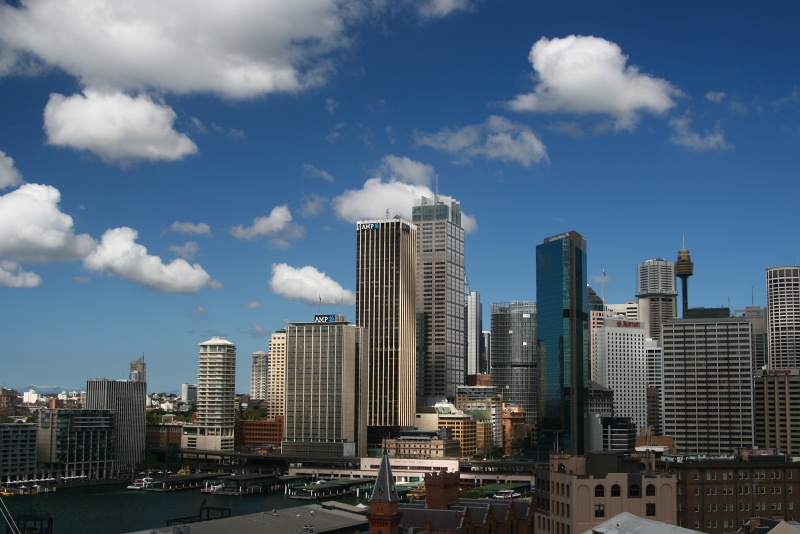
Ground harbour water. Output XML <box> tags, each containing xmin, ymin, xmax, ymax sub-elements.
<box><xmin>2</xmin><ymin>483</ymin><xmax>363</xmax><ymax>533</ymax></box>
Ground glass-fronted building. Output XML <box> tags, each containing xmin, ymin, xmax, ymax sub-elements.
<box><xmin>490</xmin><ymin>302</ymin><xmax>537</xmax><ymax>426</ymax></box>
<box><xmin>536</xmin><ymin>231</ymin><xmax>589</xmax><ymax>457</ymax></box>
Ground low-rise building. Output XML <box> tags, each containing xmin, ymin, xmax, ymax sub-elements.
<box><xmin>382</xmin><ymin>429</ymin><xmax>460</xmax><ymax>459</ymax></box>
<box><xmin>0</xmin><ymin>423</ymin><xmax>37</xmax><ymax>482</ymax></box>
<box><xmin>37</xmin><ymin>408</ymin><xmax>116</xmax><ymax>480</ymax></box>
<box><xmin>535</xmin><ymin>451</ymin><xmax>677</xmax><ymax>534</ymax></box>
<box><xmin>671</xmin><ymin>452</ymin><xmax>800</xmax><ymax>534</ymax></box>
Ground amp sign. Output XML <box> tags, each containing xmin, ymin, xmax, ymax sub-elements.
<box><xmin>314</xmin><ymin>314</ymin><xmax>337</xmax><ymax>323</ymax></box>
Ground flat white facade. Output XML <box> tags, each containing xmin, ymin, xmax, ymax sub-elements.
<box><xmin>466</xmin><ymin>291</ymin><xmax>482</xmax><ymax>376</ymax></box>
<box><xmin>594</xmin><ymin>318</ymin><xmax>647</xmax><ymax>430</ymax></box>
<box><xmin>766</xmin><ymin>266</ymin><xmax>800</xmax><ymax>369</ymax></box>
<box><xmin>662</xmin><ymin>318</ymin><xmax>754</xmax><ymax>456</ymax></box>
<box><xmin>85</xmin><ymin>379</ymin><xmax>147</xmax><ymax>472</ymax></box>
<box><xmin>250</xmin><ymin>350</ymin><xmax>268</xmax><ymax>400</ymax></box>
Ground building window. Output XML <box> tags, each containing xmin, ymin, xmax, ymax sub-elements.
<box><xmin>595</xmin><ymin>504</ymin><xmax>605</xmax><ymax>518</ymax></box>
<box><xmin>646</xmin><ymin>503</ymin><xmax>656</xmax><ymax>516</ymax></box>
<box><xmin>611</xmin><ymin>484</ymin><xmax>621</xmax><ymax>497</ymax></box>
<box><xmin>629</xmin><ymin>484</ymin><xmax>641</xmax><ymax>498</ymax></box>
<box><xmin>646</xmin><ymin>484</ymin><xmax>656</xmax><ymax>496</ymax></box>
<box><xmin>595</xmin><ymin>485</ymin><xmax>604</xmax><ymax>497</ymax></box>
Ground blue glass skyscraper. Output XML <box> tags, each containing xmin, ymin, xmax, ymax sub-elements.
<box><xmin>536</xmin><ymin>231</ymin><xmax>589</xmax><ymax>456</ymax></box>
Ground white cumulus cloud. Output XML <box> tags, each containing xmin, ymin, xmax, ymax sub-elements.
<box><xmin>415</xmin><ymin>115</ymin><xmax>547</xmax><ymax>166</ymax></box>
<box><xmin>669</xmin><ymin>116</ymin><xmax>731</xmax><ymax>152</ymax></box>
<box><xmin>83</xmin><ymin>227</ymin><xmax>221</xmax><ymax>293</ymax></box>
<box><xmin>0</xmin><ymin>260</ymin><xmax>42</xmax><ymax>288</ymax></box>
<box><xmin>0</xmin><ymin>183</ymin><xmax>96</xmax><ymax>263</ymax></box>
<box><xmin>332</xmin><ymin>156</ymin><xmax>478</xmax><ymax>233</ymax></box>
<box><xmin>0</xmin><ymin>150</ymin><xmax>24</xmax><ymax>189</ymax></box>
<box><xmin>508</xmin><ymin>35</ymin><xmax>681</xmax><ymax>129</ymax></box>
<box><xmin>170</xmin><ymin>221</ymin><xmax>211</xmax><ymax>237</ymax></box>
<box><xmin>44</xmin><ymin>90</ymin><xmax>198</xmax><ymax>164</ymax></box>
<box><xmin>417</xmin><ymin>0</ymin><xmax>473</xmax><ymax>19</ymax></box>
<box><xmin>269</xmin><ymin>263</ymin><xmax>355</xmax><ymax>305</ymax></box>
<box><xmin>230</xmin><ymin>205</ymin><xmax>305</xmax><ymax>248</ymax></box>
<box><xmin>169</xmin><ymin>241</ymin><xmax>200</xmax><ymax>260</ymax></box>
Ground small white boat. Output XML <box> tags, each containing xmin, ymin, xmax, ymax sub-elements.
<box><xmin>492</xmin><ymin>489</ymin><xmax>522</xmax><ymax>499</ymax></box>
<box><xmin>127</xmin><ymin>477</ymin><xmax>155</xmax><ymax>490</ymax></box>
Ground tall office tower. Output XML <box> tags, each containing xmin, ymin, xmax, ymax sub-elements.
<box><xmin>589</xmin><ymin>309</ymin><xmax>611</xmax><ymax>381</ymax></box>
<box><xmin>466</xmin><ymin>291</ymin><xmax>482</xmax><ymax>376</ymax></box>
<box><xmin>766</xmin><ymin>266</ymin><xmax>800</xmax><ymax>369</ymax></box>
<box><xmin>129</xmin><ymin>355</ymin><xmax>146</xmax><ymax>382</ymax></box>
<box><xmin>734</xmin><ymin>306</ymin><xmax>767</xmax><ymax>371</ymax></box>
<box><xmin>266</xmin><ymin>330</ymin><xmax>286</xmax><ymax>418</ymax></box>
<box><xmin>645</xmin><ymin>339</ymin><xmax>663</xmax><ymax>435</ymax></box>
<box><xmin>481</xmin><ymin>331</ymin><xmax>491</xmax><ymax>374</ymax></box>
<box><xmin>282</xmin><ymin>315</ymin><xmax>365</xmax><ymax>457</ymax></box>
<box><xmin>676</xmin><ymin>242</ymin><xmax>694</xmax><ymax>317</ymax></box>
<box><xmin>490</xmin><ymin>302</ymin><xmax>537</xmax><ymax>425</ymax></box>
<box><xmin>413</xmin><ymin>196</ymin><xmax>466</xmax><ymax>405</ymax></box>
<box><xmin>662</xmin><ymin>316</ymin><xmax>754</xmax><ymax>456</ymax></box>
<box><xmin>85</xmin><ymin>378</ymin><xmax>146</xmax><ymax>473</ymax></box>
<box><xmin>250</xmin><ymin>350</ymin><xmax>268</xmax><ymax>400</ymax></box>
<box><xmin>356</xmin><ymin>218</ymin><xmax>417</xmax><ymax>444</ymax></box>
<box><xmin>536</xmin><ymin>231</ymin><xmax>589</xmax><ymax>456</ymax></box>
<box><xmin>594</xmin><ymin>318</ymin><xmax>647</xmax><ymax>430</ymax></box>
<box><xmin>182</xmin><ymin>337</ymin><xmax>236</xmax><ymax>451</ymax></box>
<box><xmin>636</xmin><ymin>259</ymin><xmax>678</xmax><ymax>340</ymax></box>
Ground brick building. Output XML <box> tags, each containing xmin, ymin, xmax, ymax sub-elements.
<box><xmin>672</xmin><ymin>453</ymin><xmax>800</xmax><ymax>534</ymax></box>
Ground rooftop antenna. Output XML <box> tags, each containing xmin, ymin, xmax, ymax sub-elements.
<box><xmin>601</xmin><ymin>268</ymin><xmax>606</xmax><ymax>308</ymax></box>
<box><xmin>751</xmin><ymin>286</ymin><xmax>754</xmax><ymax>306</ymax></box>
<box><xmin>435</xmin><ymin>174</ymin><xmax>439</xmax><ymax>203</ymax></box>
<box><xmin>385</xmin><ymin>208</ymin><xmax>390</xmax><ymax>219</ymax></box>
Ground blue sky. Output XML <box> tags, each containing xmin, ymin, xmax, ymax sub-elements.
<box><xmin>1</xmin><ymin>1</ymin><xmax>799</xmax><ymax>394</ymax></box>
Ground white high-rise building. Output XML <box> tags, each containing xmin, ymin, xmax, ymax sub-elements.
<box><xmin>182</xmin><ymin>337</ymin><xmax>236</xmax><ymax>452</ymax></box>
<box><xmin>594</xmin><ymin>318</ymin><xmax>647</xmax><ymax>430</ymax></box>
<box><xmin>636</xmin><ymin>259</ymin><xmax>678</xmax><ymax>340</ymax></box>
<box><xmin>766</xmin><ymin>266</ymin><xmax>800</xmax><ymax>369</ymax></box>
<box><xmin>607</xmin><ymin>301</ymin><xmax>638</xmax><ymax>320</ymax></box>
<box><xmin>266</xmin><ymin>331</ymin><xmax>286</xmax><ymax>418</ymax></box>
<box><xmin>250</xmin><ymin>350</ymin><xmax>268</xmax><ymax>400</ymax></box>
<box><xmin>662</xmin><ymin>317</ymin><xmax>754</xmax><ymax>455</ymax></box>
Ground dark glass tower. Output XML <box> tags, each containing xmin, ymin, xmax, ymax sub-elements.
<box><xmin>536</xmin><ymin>231</ymin><xmax>589</xmax><ymax>457</ymax></box>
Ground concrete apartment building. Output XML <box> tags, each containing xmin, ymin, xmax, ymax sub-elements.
<box><xmin>266</xmin><ymin>330</ymin><xmax>286</xmax><ymax>419</ymax></box>
<box><xmin>672</xmin><ymin>452</ymin><xmax>800</xmax><ymax>534</ymax></box>
<box><xmin>766</xmin><ymin>266</ymin><xmax>800</xmax><ymax>369</ymax></box>
<box><xmin>250</xmin><ymin>350</ymin><xmax>268</xmax><ymax>401</ymax></box>
<box><xmin>182</xmin><ymin>336</ymin><xmax>236</xmax><ymax>452</ymax></box>
<box><xmin>455</xmin><ymin>384</ymin><xmax>503</xmax><ymax>453</ymax></box>
<box><xmin>535</xmin><ymin>451</ymin><xmax>676</xmax><ymax>534</ymax></box>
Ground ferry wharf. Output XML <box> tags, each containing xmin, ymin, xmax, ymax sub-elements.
<box><xmin>287</xmin><ymin>477</ymin><xmax>375</xmax><ymax>500</ymax></box>
<box><xmin>144</xmin><ymin>473</ymin><xmax>222</xmax><ymax>492</ymax></box>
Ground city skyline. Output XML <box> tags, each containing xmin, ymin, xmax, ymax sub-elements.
<box><xmin>2</xmin><ymin>1</ymin><xmax>800</xmax><ymax>392</ymax></box>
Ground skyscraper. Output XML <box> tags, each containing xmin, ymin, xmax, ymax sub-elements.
<box><xmin>250</xmin><ymin>350</ymin><xmax>268</xmax><ymax>400</ymax></box>
<box><xmin>282</xmin><ymin>315</ymin><xmax>365</xmax><ymax>457</ymax></box>
<box><xmin>734</xmin><ymin>305</ymin><xmax>767</xmax><ymax>371</ymax></box>
<box><xmin>636</xmin><ymin>258</ymin><xmax>678</xmax><ymax>340</ymax></box>
<box><xmin>266</xmin><ymin>330</ymin><xmax>286</xmax><ymax>419</ymax></box>
<box><xmin>662</xmin><ymin>316</ymin><xmax>754</xmax><ymax>455</ymax></box>
<box><xmin>766</xmin><ymin>266</ymin><xmax>800</xmax><ymax>369</ymax></box>
<box><xmin>85</xmin><ymin>378</ymin><xmax>146</xmax><ymax>473</ymax></box>
<box><xmin>490</xmin><ymin>302</ymin><xmax>537</xmax><ymax>425</ymax></box>
<box><xmin>129</xmin><ymin>355</ymin><xmax>146</xmax><ymax>383</ymax></box>
<box><xmin>356</xmin><ymin>217</ymin><xmax>417</xmax><ymax>444</ymax></box>
<box><xmin>536</xmin><ymin>231</ymin><xmax>589</xmax><ymax>456</ymax></box>
<box><xmin>594</xmin><ymin>318</ymin><xmax>647</xmax><ymax>430</ymax></box>
<box><xmin>182</xmin><ymin>336</ymin><xmax>236</xmax><ymax>451</ymax></box>
<box><xmin>413</xmin><ymin>195</ymin><xmax>466</xmax><ymax>405</ymax></box>
<box><xmin>466</xmin><ymin>291</ymin><xmax>482</xmax><ymax>377</ymax></box>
